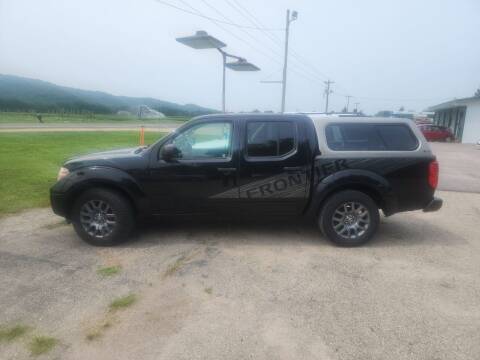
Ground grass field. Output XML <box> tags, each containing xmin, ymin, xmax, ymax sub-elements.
<box><xmin>0</xmin><ymin>131</ymin><xmax>166</xmax><ymax>215</ymax></box>
<box><xmin>0</xmin><ymin>112</ymin><xmax>190</xmax><ymax>124</ymax></box>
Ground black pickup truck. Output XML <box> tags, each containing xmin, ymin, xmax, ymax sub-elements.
<box><xmin>51</xmin><ymin>114</ymin><xmax>442</xmax><ymax>247</ymax></box>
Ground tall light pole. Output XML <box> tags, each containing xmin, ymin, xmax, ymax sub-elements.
<box><xmin>176</xmin><ymin>31</ymin><xmax>260</xmax><ymax>113</ymax></box>
<box><xmin>281</xmin><ymin>9</ymin><xmax>298</xmax><ymax>113</ymax></box>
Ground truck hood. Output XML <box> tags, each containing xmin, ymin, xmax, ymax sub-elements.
<box><xmin>64</xmin><ymin>147</ymin><xmax>147</xmax><ymax>170</ymax></box>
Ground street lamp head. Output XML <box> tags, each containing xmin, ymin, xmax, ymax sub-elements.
<box><xmin>175</xmin><ymin>31</ymin><xmax>259</xmax><ymax>112</ymax></box>
<box><xmin>176</xmin><ymin>30</ymin><xmax>227</xmax><ymax>49</ymax></box>
<box><xmin>225</xmin><ymin>59</ymin><xmax>260</xmax><ymax>72</ymax></box>
<box><xmin>291</xmin><ymin>10</ymin><xmax>298</xmax><ymax>21</ymax></box>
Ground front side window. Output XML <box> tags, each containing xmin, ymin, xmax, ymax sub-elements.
<box><xmin>170</xmin><ymin>122</ymin><xmax>232</xmax><ymax>159</ymax></box>
<box><xmin>246</xmin><ymin>121</ymin><xmax>296</xmax><ymax>157</ymax></box>
<box><xmin>325</xmin><ymin>123</ymin><xmax>418</xmax><ymax>151</ymax></box>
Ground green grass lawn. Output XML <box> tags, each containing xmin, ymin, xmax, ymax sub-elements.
<box><xmin>0</xmin><ymin>131</ymin><xmax>166</xmax><ymax>215</ymax></box>
<box><xmin>0</xmin><ymin>111</ymin><xmax>190</xmax><ymax>124</ymax></box>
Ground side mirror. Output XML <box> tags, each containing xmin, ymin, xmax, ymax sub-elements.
<box><xmin>160</xmin><ymin>144</ymin><xmax>181</xmax><ymax>162</ymax></box>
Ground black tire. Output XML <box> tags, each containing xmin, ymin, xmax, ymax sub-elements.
<box><xmin>71</xmin><ymin>188</ymin><xmax>135</xmax><ymax>246</ymax></box>
<box><xmin>319</xmin><ymin>190</ymin><xmax>379</xmax><ymax>247</ymax></box>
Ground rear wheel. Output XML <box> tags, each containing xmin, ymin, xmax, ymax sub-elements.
<box><xmin>72</xmin><ymin>188</ymin><xmax>134</xmax><ymax>246</ymax></box>
<box><xmin>319</xmin><ymin>190</ymin><xmax>379</xmax><ymax>247</ymax></box>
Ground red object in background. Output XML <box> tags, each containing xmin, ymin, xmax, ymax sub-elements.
<box><xmin>418</xmin><ymin>125</ymin><xmax>454</xmax><ymax>142</ymax></box>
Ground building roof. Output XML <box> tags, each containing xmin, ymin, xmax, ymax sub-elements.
<box><xmin>308</xmin><ymin>115</ymin><xmax>412</xmax><ymax>125</ymax></box>
<box><xmin>428</xmin><ymin>96</ymin><xmax>480</xmax><ymax>112</ymax></box>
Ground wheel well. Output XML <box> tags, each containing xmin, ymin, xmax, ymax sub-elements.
<box><xmin>65</xmin><ymin>183</ymin><xmax>137</xmax><ymax>219</ymax></box>
<box><xmin>317</xmin><ymin>184</ymin><xmax>384</xmax><ymax>215</ymax></box>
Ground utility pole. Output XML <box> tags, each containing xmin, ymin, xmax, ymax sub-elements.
<box><xmin>324</xmin><ymin>80</ymin><xmax>334</xmax><ymax>113</ymax></box>
<box><xmin>281</xmin><ymin>9</ymin><xmax>298</xmax><ymax>113</ymax></box>
<box><xmin>354</xmin><ymin>102</ymin><xmax>360</xmax><ymax>113</ymax></box>
<box><xmin>345</xmin><ymin>95</ymin><xmax>353</xmax><ymax>113</ymax></box>
<box><xmin>221</xmin><ymin>51</ymin><xmax>227</xmax><ymax>113</ymax></box>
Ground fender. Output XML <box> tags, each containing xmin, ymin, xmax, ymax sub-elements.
<box><xmin>305</xmin><ymin>169</ymin><xmax>397</xmax><ymax>217</ymax></box>
<box><xmin>54</xmin><ymin>166</ymin><xmax>149</xmax><ymax>217</ymax></box>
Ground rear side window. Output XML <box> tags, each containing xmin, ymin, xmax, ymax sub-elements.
<box><xmin>325</xmin><ymin>123</ymin><xmax>418</xmax><ymax>151</ymax></box>
<box><xmin>246</xmin><ymin>121</ymin><xmax>296</xmax><ymax>157</ymax></box>
<box><xmin>376</xmin><ymin>125</ymin><xmax>419</xmax><ymax>151</ymax></box>
<box><xmin>325</xmin><ymin>124</ymin><xmax>384</xmax><ymax>151</ymax></box>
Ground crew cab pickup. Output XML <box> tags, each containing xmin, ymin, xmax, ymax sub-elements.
<box><xmin>51</xmin><ymin>114</ymin><xmax>442</xmax><ymax>247</ymax></box>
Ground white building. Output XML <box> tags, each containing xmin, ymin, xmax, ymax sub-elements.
<box><xmin>428</xmin><ymin>97</ymin><xmax>480</xmax><ymax>143</ymax></box>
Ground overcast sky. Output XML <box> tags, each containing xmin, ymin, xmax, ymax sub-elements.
<box><xmin>0</xmin><ymin>0</ymin><xmax>479</xmax><ymax>114</ymax></box>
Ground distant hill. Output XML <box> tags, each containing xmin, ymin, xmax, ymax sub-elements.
<box><xmin>0</xmin><ymin>74</ymin><xmax>216</xmax><ymax>116</ymax></box>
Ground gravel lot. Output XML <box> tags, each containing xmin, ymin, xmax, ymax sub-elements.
<box><xmin>1</xmin><ymin>143</ymin><xmax>479</xmax><ymax>360</ymax></box>
<box><xmin>431</xmin><ymin>142</ymin><xmax>480</xmax><ymax>193</ymax></box>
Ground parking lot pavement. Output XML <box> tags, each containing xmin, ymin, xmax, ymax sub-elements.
<box><xmin>432</xmin><ymin>142</ymin><xmax>480</xmax><ymax>193</ymax></box>
<box><xmin>1</xmin><ymin>190</ymin><xmax>480</xmax><ymax>360</ymax></box>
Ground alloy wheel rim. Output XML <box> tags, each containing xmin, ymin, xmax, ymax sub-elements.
<box><xmin>332</xmin><ymin>201</ymin><xmax>370</xmax><ymax>239</ymax></box>
<box><xmin>80</xmin><ymin>200</ymin><xmax>117</xmax><ymax>238</ymax></box>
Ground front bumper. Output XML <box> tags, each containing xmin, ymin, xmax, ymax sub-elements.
<box><xmin>423</xmin><ymin>197</ymin><xmax>443</xmax><ymax>212</ymax></box>
<box><xmin>50</xmin><ymin>190</ymin><xmax>68</xmax><ymax>217</ymax></box>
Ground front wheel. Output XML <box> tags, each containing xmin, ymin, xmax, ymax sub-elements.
<box><xmin>319</xmin><ymin>190</ymin><xmax>379</xmax><ymax>247</ymax></box>
<box><xmin>72</xmin><ymin>188</ymin><xmax>135</xmax><ymax>246</ymax></box>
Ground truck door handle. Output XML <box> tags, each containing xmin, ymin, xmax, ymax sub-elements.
<box><xmin>217</xmin><ymin>168</ymin><xmax>236</xmax><ymax>173</ymax></box>
<box><xmin>283</xmin><ymin>166</ymin><xmax>303</xmax><ymax>173</ymax></box>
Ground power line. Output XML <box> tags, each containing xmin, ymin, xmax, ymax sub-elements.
<box><xmin>224</xmin><ymin>0</ymin><xmax>339</xmax><ymax>86</ymax></box>
<box><xmin>154</xmin><ymin>0</ymin><xmax>283</xmax><ymax>31</ymax></box>
<box><xmin>227</xmin><ymin>2</ymin><xmax>362</xmax><ymax>98</ymax></box>
<box><xmin>176</xmin><ymin>0</ymin><xmax>273</xmax><ymax>61</ymax></box>
<box><xmin>170</xmin><ymin>0</ymin><xmax>338</xmax><ymax>91</ymax></box>
<box><xmin>168</xmin><ymin>0</ymin><xmax>437</xmax><ymax>108</ymax></box>
<box><xmin>175</xmin><ymin>0</ymin><xmax>270</xmax><ymax>62</ymax></box>
<box><xmin>229</xmin><ymin>0</ymin><xmax>269</xmax><ymax>29</ymax></box>
<box><xmin>173</xmin><ymin>1</ymin><xmax>330</xmax><ymax>111</ymax></box>
<box><xmin>212</xmin><ymin>2</ymin><xmax>353</xmax><ymax>109</ymax></box>
<box><xmin>227</xmin><ymin>0</ymin><xmax>335</xmax><ymax>82</ymax></box>
<box><xmin>222</xmin><ymin>0</ymin><xmax>335</xmax><ymax>89</ymax></box>
<box><xmin>199</xmin><ymin>0</ymin><xmax>330</xmax><ymax>91</ymax></box>
<box><xmin>261</xmin><ymin>67</ymin><xmax>283</xmax><ymax>80</ymax></box>
<box><xmin>332</xmin><ymin>92</ymin><xmax>450</xmax><ymax>102</ymax></box>
<box><xmin>197</xmin><ymin>0</ymin><xmax>286</xmax><ymax>64</ymax></box>
<box><xmin>174</xmin><ymin>0</ymin><xmax>325</xmax><ymax>89</ymax></box>
<box><xmin>197</xmin><ymin>0</ymin><xmax>308</xmax><ymax>83</ymax></box>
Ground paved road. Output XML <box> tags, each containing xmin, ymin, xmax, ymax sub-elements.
<box><xmin>1</xmin><ymin>143</ymin><xmax>479</xmax><ymax>360</ymax></box>
<box><xmin>0</xmin><ymin>123</ymin><xmax>180</xmax><ymax>132</ymax></box>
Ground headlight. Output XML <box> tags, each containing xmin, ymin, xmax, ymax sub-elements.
<box><xmin>57</xmin><ymin>167</ymin><xmax>70</xmax><ymax>181</ymax></box>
